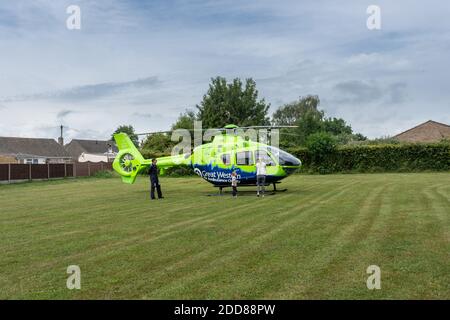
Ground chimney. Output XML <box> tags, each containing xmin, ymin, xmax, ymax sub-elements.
<box><xmin>58</xmin><ymin>125</ymin><xmax>64</xmax><ymax>146</ymax></box>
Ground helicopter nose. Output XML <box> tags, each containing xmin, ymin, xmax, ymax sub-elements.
<box><xmin>281</xmin><ymin>156</ymin><xmax>301</xmax><ymax>175</ymax></box>
<box><xmin>288</xmin><ymin>157</ymin><xmax>301</xmax><ymax>167</ymax></box>
<box><xmin>279</xmin><ymin>153</ymin><xmax>301</xmax><ymax>167</ymax></box>
<box><xmin>282</xmin><ymin>166</ymin><xmax>299</xmax><ymax>175</ymax></box>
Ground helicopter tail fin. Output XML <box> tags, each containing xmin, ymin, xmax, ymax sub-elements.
<box><xmin>112</xmin><ymin>133</ymin><xmax>147</xmax><ymax>184</ymax></box>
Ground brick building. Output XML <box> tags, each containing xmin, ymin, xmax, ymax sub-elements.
<box><xmin>0</xmin><ymin>137</ymin><xmax>72</xmax><ymax>164</ymax></box>
<box><xmin>394</xmin><ymin>120</ymin><xmax>450</xmax><ymax>143</ymax></box>
<box><xmin>65</xmin><ymin>139</ymin><xmax>118</xmax><ymax>163</ymax></box>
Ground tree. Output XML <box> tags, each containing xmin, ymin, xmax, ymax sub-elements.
<box><xmin>323</xmin><ymin>117</ymin><xmax>352</xmax><ymax>136</ymax></box>
<box><xmin>295</xmin><ymin>108</ymin><xmax>325</xmax><ymax>145</ymax></box>
<box><xmin>171</xmin><ymin>110</ymin><xmax>197</xmax><ymax>131</ymax></box>
<box><xmin>272</xmin><ymin>95</ymin><xmax>321</xmax><ymax>126</ymax></box>
<box><xmin>196</xmin><ymin>77</ymin><xmax>270</xmax><ymax>128</ymax></box>
<box><xmin>272</xmin><ymin>95</ymin><xmax>366</xmax><ymax>147</ymax></box>
<box><xmin>141</xmin><ymin>133</ymin><xmax>173</xmax><ymax>154</ymax></box>
<box><xmin>142</xmin><ymin>110</ymin><xmax>197</xmax><ymax>156</ymax></box>
<box><xmin>112</xmin><ymin>125</ymin><xmax>139</xmax><ymax>147</ymax></box>
<box><xmin>272</xmin><ymin>96</ymin><xmax>324</xmax><ymax>147</ymax></box>
<box><xmin>353</xmin><ymin>133</ymin><xmax>367</xmax><ymax>141</ymax></box>
<box><xmin>306</xmin><ymin>131</ymin><xmax>337</xmax><ymax>163</ymax></box>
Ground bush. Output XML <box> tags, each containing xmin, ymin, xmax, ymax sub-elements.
<box><xmin>289</xmin><ymin>142</ymin><xmax>450</xmax><ymax>174</ymax></box>
<box><xmin>306</xmin><ymin>132</ymin><xmax>336</xmax><ymax>156</ymax></box>
<box><xmin>164</xmin><ymin>166</ymin><xmax>195</xmax><ymax>177</ymax></box>
<box><xmin>305</xmin><ymin>132</ymin><xmax>337</xmax><ymax>173</ymax></box>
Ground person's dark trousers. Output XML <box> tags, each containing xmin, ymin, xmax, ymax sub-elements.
<box><xmin>232</xmin><ymin>186</ymin><xmax>237</xmax><ymax>197</ymax></box>
<box><xmin>257</xmin><ymin>175</ymin><xmax>266</xmax><ymax>195</ymax></box>
<box><xmin>150</xmin><ymin>179</ymin><xmax>163</xmax><ymax>199</ymax></box>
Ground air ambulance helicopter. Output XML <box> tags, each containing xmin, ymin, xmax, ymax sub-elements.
<box><xmin>112</xmin><ymin>124</ymin><xmax>301</xmax><ymax>193</ymax></box>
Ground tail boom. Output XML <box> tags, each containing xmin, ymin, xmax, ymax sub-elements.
<box><xmin>113</xmin><ymin>133</ymin><xmax>191</xmax><ymax>184</ymax></box>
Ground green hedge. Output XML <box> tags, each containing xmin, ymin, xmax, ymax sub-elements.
<box><xmin>140</xmin><ymin>144</ymin><xmax>449</xmax><ymax>175</ymax></box>
<box><xmin>288</xmin><ymin>143</ymin><xmax>450</xmax><ymax>174</ymax></box>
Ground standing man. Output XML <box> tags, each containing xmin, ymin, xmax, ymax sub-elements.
<box><xmin>256</xmin><ymin>157</ymin><xmax>267</xmax><ymax>197</ymax></box>
<box><xmin>149</xmin><ymin>158</ymin><xmax>163</xmax><ymax>200</ymax></box>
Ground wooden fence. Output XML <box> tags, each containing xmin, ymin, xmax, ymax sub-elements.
<box><xmin>0</xmin><ymin>162</ymin><xmax>113</xmax><ymax>183</ymax></box>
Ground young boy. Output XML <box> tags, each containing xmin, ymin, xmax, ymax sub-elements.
<box><xmin>231</xmin><ymin>171</ymin><xmax>238</xmax><ymax>198</ymax></box>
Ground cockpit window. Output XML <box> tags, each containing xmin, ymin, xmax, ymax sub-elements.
<box><xmin>255</xmin><ymin>150</ymin><xmax>275</xmax><ymax>166</ymax></box>
<box><xmin>267</xmin><ymin>147</ymin><xmax>301</xmax><ymax>166</ymax></box>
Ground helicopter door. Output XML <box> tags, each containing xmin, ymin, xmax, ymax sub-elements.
<box><xmin>235</xmin><ymin>150</ymin><xmax>255</xmax><ymax>180</ymax></box>
<box><xmin>218</xmin><ymin>152</ymin><xmax>233</xmax><ymax>168</ymax></box>
<box><xmin>255</xmin><ymin>149</ymin><xmax>278</xmax><ymax>176</ymax></box>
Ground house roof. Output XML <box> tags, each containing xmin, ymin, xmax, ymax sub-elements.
<box><xmin>394</xmin><ymin>120</ymin><xmax>450</xmax><ymax>143</ymax></box>
<box><xmin>65</xmin><ymin>139</ymin><xmax>118</xmax><ymax>158</ymax></box>
<box><xmin>0</xmin><ymin>136</ymin><xmax>71</xmax><ymax>158</ymax></box>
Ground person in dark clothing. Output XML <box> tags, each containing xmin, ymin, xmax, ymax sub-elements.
<box><xmin>149</xmin><ymin>159</ymin><xmax>163</xmax><ymax>200</ymax></box>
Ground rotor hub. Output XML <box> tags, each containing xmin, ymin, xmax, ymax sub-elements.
<box><xmin>119</xmin><ymin>153</ymin><xmax>135</xmax><ymax>173</ymax></box>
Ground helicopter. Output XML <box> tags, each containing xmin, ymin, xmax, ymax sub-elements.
<box><xmin>112</xmin><ymin>124</ymin><xmax>302</xmax><ymax>192</ymax></box>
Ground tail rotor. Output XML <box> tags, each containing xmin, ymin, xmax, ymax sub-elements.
<box><xmin>112</xmin><ymin>133</ymin><xmax>148</xmax><ymax>184</ymax></box>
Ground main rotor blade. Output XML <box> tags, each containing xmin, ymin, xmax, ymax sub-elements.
<box><xmin>235</xmin><ymin>126</ymin><xmax>298</xmax><ymax>130</ymax></box>
<box><xmin>136</xmin><ymin>125</ymin><xmax>298</xmax><ymax>136</ymax></box>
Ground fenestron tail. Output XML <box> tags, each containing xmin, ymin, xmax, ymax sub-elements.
<box><xmin>113</xmin><ymin>133</ymin><xmax>150</xmax><ymax>184</ymax></box>
<box><xmin>113</xmin><ymin>133</ymin><xmax>193</xmax><ymax>184</ymax></box>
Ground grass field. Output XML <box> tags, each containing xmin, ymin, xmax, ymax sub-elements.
<box><xmin>0</xmin><ymin>173</ymin><xmax>449</xmax><ymax>299</ymax></box>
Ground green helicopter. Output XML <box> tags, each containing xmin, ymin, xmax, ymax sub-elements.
<box><xmin>112</xmin><ymin>124</ymin><xmax>301</xmax><ymax>191</ymax></box>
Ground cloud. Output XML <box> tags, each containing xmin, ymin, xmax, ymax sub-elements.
<box><xmin>333</xmin><ymin>80</ymin><xmax>407</xmax><ymax>105</ymax></box>
<box><xmin>50</xmin><ymin>76</ymin><xmax>160</xmax><ymax>102</ymax></box>
<box><xmin>388</xmin><ymin>82</ymin><xmax>407</xmax><ymax>104</ymax></box>
<box><xmin>56</xmin><ymin>109</ymin><xmax>75</xmax><ymax>120</ymax></box>
<box><xmin>333</xmin><ymin>81</ymin><xmax>383</xmax><ymax>104</ymax></box>
<box><xmin>1</xmin><ymin>76</ymin><xmax>161</xmax><ymax>103</ymax></box>
<box><xmin>346</xmin><ymin>53</ymin><xmax>411</xmax><ymax>73</ymax></box>
<box><xmin>132</xmin><ymin>112</ymin><xmax>153</xmax><ymax>119</ymax></box>
<box><xmin>0</xmin><ymin>1</ymin><xmax>450</xmax><ymax>139</ymax></box>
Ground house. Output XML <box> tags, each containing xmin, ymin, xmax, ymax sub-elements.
<box><xmin>0</xmin><ymin>136</ymin><xmax>72</xmax><ymax>164</ymax></box>
<box><xmin>393</xmin><ymin>120</ymin><xmax>450</xmax><ymax>143</ymax></box>
<box><xmin>65</xmin><ymin>139</ymin><xmax>118</xmax><ymax>163</ymax></box>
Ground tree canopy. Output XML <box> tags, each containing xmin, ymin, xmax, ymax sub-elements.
<box><xmin>272</xmin><ymin>95</ymin><xmax>321</xmax><ymax>126</ymax></box>
<box><xmin>196</xmin><ymin>77</ymin><xmax>270</xmax><ymax>128</ymax></box>
<box><xmin>138</xmin><ymin>79</ymin><xmax>367</xmax><ymax>155</ymax></box>
<box><xmin>171</xmin><ymin>110</ymin><xmax>197</xmax><ymax>131</ymax></box>
<box><xmin>141</xmin><ymin>133</ymin><xmax>172</xmax><ymax>154</ymax></box>
<box><xmin>272</xmin><ymin>96</ymin><xmax>366</xmax><ymax>147</ymax></box>
<box><xmin>112</xmin><ymin>125</ymin><xmax>139</xmax><ymax>147</ymax></box>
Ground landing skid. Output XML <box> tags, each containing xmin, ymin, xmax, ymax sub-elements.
<box><xmin>210</xmin><ymin>182</ymin><xmax>287</xmax><ymax>196</ymax></box>
<box><xmin>271</xmin><ymin>182</ymin><xmax>287</xmax><ymax>192</ymax></box>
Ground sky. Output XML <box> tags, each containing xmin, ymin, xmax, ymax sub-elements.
<box><xmin>0</xmin><ymin>0</ymin><xmax>449</xmax><ymax>141</ymax></box>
